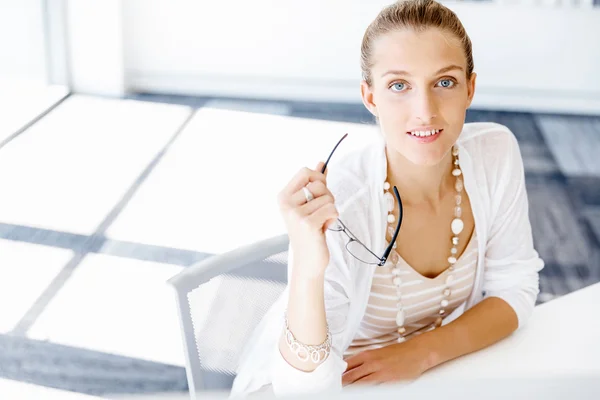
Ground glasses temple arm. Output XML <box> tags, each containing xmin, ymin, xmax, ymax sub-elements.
<box><xmin>321</xmin><ymin>133</ymin><xmax>348</xmax><ymax>174</ymax></box>
<box><xmin>379</xmin><ymin>186</ymin><xmax>403</xmax><ymax>265</ymax></box>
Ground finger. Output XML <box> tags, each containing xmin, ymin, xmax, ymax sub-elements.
<box><xmin>316</xmin><ymin>161</ymin><xmax>328</xmax><ymax>178</ymax></box>
<box><xmin>352</xmin><ymin>372</ymin><xmax>382</xmax><ymax>386</ymax></box>
<box><xmin>342</xmin><ymin>363</ymin><xmax>374</xmax><ymax>386</ymax></box>
<box><xmin>282</xmin><ymin>166</ymin><xmax>327</xmax><ymax>197</ymax></box>
<box><xmin>289</xmin><ymin>180</ymin><xmax>330</xmax><ymax>207</ymax></box>
<box><xmin>315</xmin><ymin>161</ymin><xmax>324</xmax><ymax>173</ymax></box>
<box><xmin>306</xmin><ymin>203</ymin><xmax>338</xmax><ymax>231</ymax></box>
<box><xmin>299</xmin><ymin>192</ymin><xmax>335</xmax><ymax>216</ymax></box>
<box><xmin>324</xmin><ymin>215</ymin><xmax>339</xmax><ymax>230</ymax></box>
<box><xmin>344</xmin><ymin>353</ymin><xmax>365</xmax><ymax>372</ymax></box>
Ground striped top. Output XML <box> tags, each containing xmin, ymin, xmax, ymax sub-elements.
<box><xmin>344</xmin><ymin>230</ymin><xmax>478</xmax><ymax>357</ymax></box>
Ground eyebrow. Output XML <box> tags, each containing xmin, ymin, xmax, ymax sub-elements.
<box><xmin>381</xmin><ymin>65</ymin><xmax>464</xmax><ymax>78</ymax></box>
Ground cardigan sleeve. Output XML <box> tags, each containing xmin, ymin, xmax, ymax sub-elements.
<box><xmin>482</xmin><ymin>128</ymin><xmax>544</xmax><ymax>329</ymax></box>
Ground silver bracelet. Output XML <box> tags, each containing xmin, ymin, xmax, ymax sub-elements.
<box><xmin>284</xmin><ymin>311</ymin><xmax>332</xmax><ymax>363</ymax></box>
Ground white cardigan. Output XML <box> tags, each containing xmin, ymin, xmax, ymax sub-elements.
<box><xmin>229</xmin><ymin>122</ymin><xmax>544</xmax><ymax>398</ymax></box>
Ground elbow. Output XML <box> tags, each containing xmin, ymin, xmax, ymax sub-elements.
<box><xmin>485</xmin><ymin>280</ymin><xmax>539</xmax><ymax>330</ymax></box>
<box><xmin>483</xmin><ymin>257</ymin><xmax>543</xmax><ymax>330</ymax></box>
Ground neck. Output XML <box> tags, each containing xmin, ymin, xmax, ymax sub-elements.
<box><xmin>385</xmin><ymin>147</ymin><xmax>454</xmax><ymax>209</ymax></box>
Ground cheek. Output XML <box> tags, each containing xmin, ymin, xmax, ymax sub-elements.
<box><xmin>378</xmin><ymin>106</ymin><xmax>409</xmax><ymax>136</ymax></box>
<box><xmin>438</xmin><ymin>87</ymin><xmax>469</xmax><ymax>108</ymax></box>
<box><xmin>438</xmin><ymin>91</ymin><xmax>468</xmax><ymax>120</ymax></box>
<box><xmin>374</xmin><ymin>92</ymin><xmax>409</xmax><ymax>122</ymax></box>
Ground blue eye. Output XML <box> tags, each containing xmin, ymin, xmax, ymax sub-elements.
<box><xmin>437</xmin><ymin>79</ymin><xmax>455</xmax><ymax>88</ymax></box>
<box><xmin>390</xmin><ymin>82</ymin><xmax>407</xmax><ymax>92</ymax></box>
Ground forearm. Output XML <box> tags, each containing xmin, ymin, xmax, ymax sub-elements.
<box><xmin>278</xmin><ymin>264</ymin><xmax>329</xmax><ymax>372</ymax></box>
<box><xmin>418</xmin><ymin>297</ymin><xmax>519</xmax><ymax>370</ymax></box>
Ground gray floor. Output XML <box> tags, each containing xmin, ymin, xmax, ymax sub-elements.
<box><xmin>1</xmin><ymin>92</ymin><xmax>599</xmax><ymax>397</ymax></box>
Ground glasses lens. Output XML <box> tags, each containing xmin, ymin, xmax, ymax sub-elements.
<box><xmin>346</xmin><ymin>240</ymin><xmax>381</xmax><ymax>265</ymax></box>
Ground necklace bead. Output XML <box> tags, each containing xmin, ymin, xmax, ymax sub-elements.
<box><xmin>454</xmin><ymin>206</ymin><xmax>462</xmax><ymax>218</ymax></box>
<box><xmin>396</xmin><ymin>309</ymin><xmax>406</xmax><ymax>326</ymax></box>
<box><xmin>451</xmin><ymin>218</ymin><xmax>464</xmax><ymax>235</ymax></box>
<box><xmin>455</xmin><ymin>179</ymin><xmax>464</xmax><ymax>192</ymax></box>
<box><xmin>384</xmin><ymin>191</ymin><xmax>395</xmax><ymax>212</ymax></box>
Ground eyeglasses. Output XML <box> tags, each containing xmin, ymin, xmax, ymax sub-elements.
<box><xmin>321</xmin><ymin>134</ymin><xmax>403</xmax><ymax>267</ymax></box>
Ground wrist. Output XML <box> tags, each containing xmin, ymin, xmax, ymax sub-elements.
<box><xmin>291</xmin><ymin>258</ymin><xmax>327</xmax><ymax>282</ymax></box>
<box><xmin>413</xmin><ymin>330</ymin><xmax>444</xmax><ymax>373</ymax></box>
<box><xmin>291</xmin><ymin>270</ymin><xmax>326</xmax><ymax>286</ymax></box>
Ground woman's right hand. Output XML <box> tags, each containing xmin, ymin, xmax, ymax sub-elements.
<box><xmin>277</xmin><ymin>161</ymin><xmax>339</xmax><ymax>279</ymax></box>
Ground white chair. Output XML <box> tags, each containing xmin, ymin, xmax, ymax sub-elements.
<box><xmin>167</xmin><ymin>234</ymin><xmax>289</xmax><ymax>399</ymax></box>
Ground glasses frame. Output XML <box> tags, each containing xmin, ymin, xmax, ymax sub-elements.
<box><xmin>321</xmin><ymin>134</ymin><xmax>403</xmax><ymax>267</ymax></box>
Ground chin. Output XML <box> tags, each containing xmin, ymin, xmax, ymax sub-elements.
<box><xmin>406</xmin><ymin>154</ymin><xmax>445</xmax><ymax>167</ymax></box>
<box><xmin>392</xmin><ymin>142</ymin><xmax>448</xmax><ymax>167</ymax></box>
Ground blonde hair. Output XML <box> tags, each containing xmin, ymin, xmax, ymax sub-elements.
<box><xmin>360</xmin><ymin>0</ymin><xmax>474</xmax><ymax>85</ymax></box>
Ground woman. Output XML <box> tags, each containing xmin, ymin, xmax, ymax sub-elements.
<box><xmin>230</xmin><ymin>0</ymin><xmax>544</xmax><ymax>397</ymax></box>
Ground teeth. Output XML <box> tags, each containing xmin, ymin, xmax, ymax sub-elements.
<box><xmin>410</xmin><ymin>129</ymin><xmax>440</xmax><ymax>137</ymax></box>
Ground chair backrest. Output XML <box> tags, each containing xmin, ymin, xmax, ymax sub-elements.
<box><xmin>167</xmin><ymin>234</ymin><xmax>289</xmax><ymax>399</ymax></box>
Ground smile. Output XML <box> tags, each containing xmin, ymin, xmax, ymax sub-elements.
<box><xmin>407</xmin><ymin>129</ymin><xmax>443</xmax><ymax>137</ymax></box>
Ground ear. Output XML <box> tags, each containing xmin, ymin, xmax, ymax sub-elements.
<box><xmin>466</xmin><ymin>72</ymin><xmax>477</xmax><ymax>108</ymax></box>
<box><xmin>360</xmin><ymin>80</ymin><xmax>378</xmax><ymax>117</ymax></box>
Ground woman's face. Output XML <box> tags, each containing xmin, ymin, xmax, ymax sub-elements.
<box><xmin>361</xmin><ymin>28</ymin><xmax>476</xmax><ymax>167</ymax></box>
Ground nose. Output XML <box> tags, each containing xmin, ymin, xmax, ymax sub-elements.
<box><xmin>413</xmin><ymin>89</ymin><xmax>438</xmax><ymax>123</ymax></box>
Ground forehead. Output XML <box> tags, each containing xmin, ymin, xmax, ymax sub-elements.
<box><xmin>370</xmin><ymin>28</ymin><xmax>466</xmax><ymax>77</ymax></box>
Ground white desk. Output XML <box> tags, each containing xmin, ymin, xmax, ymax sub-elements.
<box><xmin>179</xmin><ymin>283</ymin><xmax>600</xmax><ymax>400</ymax></box>
<box><xmin>414</xmin><ymin>281</ymin><xmax>600</xmax><ymax>383</ymax></box>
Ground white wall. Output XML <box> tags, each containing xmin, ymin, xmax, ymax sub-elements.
<box><xmin>65</xmin><ymin>0</ymin><xmax>125</xmax><ymax>96</ymax></box>
<box><xmin>120</xmin><ymin>1</ymin><xmax>600</xmax><ymax>114</ymax></box>
<box><xmin>0</xmin><ymin>0</ymin><xmax>47</xmax><ymax>85</ymax></box>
